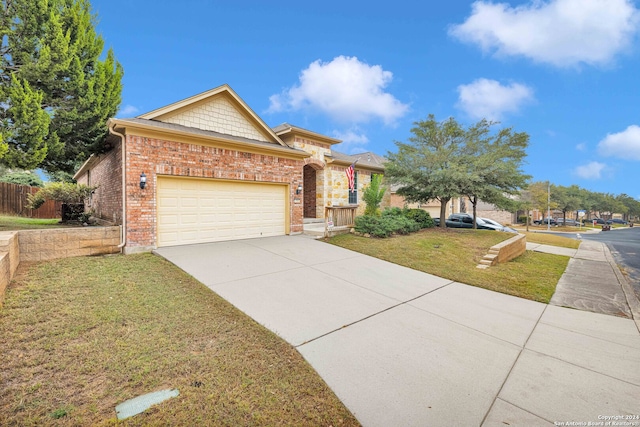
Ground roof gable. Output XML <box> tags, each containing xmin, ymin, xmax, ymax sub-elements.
<box><xmin>137</xmin><ymin>84</ymin><xmax>286</xmax><ymax>146</ymax></box>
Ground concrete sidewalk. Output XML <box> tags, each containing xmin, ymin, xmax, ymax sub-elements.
<box><xmin>156</xmin><ymin>236</ymin><xmax>640</xmax><ymax>426</ymax></box>
<box><xmin>528</xmin><ymin>240</ymin><xmax>640</xmax><ymax>321</ymax></box>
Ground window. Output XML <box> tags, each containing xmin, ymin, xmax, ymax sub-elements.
<box><xmin>349</xmin><ymin>171</ymin><xmax>358</xmax><ymax>204</ymax></box>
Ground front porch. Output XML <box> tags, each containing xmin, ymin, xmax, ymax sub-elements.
<box><xmin>302</xmin><ymin>206</ymin><xmax>358</xmax><ymax>238</ymax></box>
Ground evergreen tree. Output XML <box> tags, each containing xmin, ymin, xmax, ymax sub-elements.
<box><xmin>0</xmin><ymin>0</ymin><xmax>123</xmax><ymax>173</ymax></box>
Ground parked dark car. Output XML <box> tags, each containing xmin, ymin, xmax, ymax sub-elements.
<box><xmin>589</xmin><ymin>218</ymin><xmax>606</xmax><ymax>225</ymax></box>
<box><xmin>533</xmin><ymin>218</ymin><xmax>557</xmax><ymax>226</ymax></box>
<box><xmin>434</xmin><ymin>214</ymin><xmax>509</xmax><ymax>232</ymax></box>
<box><xmin>556</xmin><ymin>218</ymin><xmax>578</xmax><ymax>226</ymax></box>
<box><xmin>606</xmin><ymin>219</ymin><xmax>628</xmax><ymax>225</ymax></box>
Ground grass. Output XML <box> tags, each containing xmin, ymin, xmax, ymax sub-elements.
<box><xmin>0</xmin><ymin>254</ymin><xmax>358</xmax><ymax>426</ymax></box>
<box><xmin>0</xmin><ymin>215</ymin><xmax>68</xmax><ymax>231</ymax></box>
<box><xmin>328</xmin><ymin>228</ymin><xmax>569</xmax><ymax>303</ymax></box>
<box><xmin>520</xmin><ymin>232</ymin><xmax>581</xmax><ymax>249</ymax></box>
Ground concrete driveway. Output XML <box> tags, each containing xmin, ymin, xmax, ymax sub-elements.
<box><xmin>155</xmin><ymin>235</ymin><xmax>640</xmax><ymax>427</ymax></box>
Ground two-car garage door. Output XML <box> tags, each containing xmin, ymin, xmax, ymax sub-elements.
<box><xmin>157</xmin><ymin>176</ymin><xmax>287</xmax><ymax>247</ymax></box>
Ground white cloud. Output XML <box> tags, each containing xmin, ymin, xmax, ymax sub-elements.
<box><xmin>574</xmin><ymin>161</ymin><xmax>606</xmax><ymax>179</ymax></box>
<box><xmin>268</xmin><ymin>56</ymin><xmax>409</xmax><ymax>125</ymax></box>
<box><xmin>450</xmin><ymin>0</ymin><xmax>640</xmax><ymax>67</ymax></box>
<box><xmin>456</xmin><ymin>78</ymin><xmax>534</xmax><ymax>120</ymax></box>
<box><xmin>598</xmin><ymin>125</ymin><xmax>640</xmax><ymax>160</ymax></box>
<box><xmin>576</xmin><ymin>143</ymin><xmax>586</xmax><ymax>151</ymax></box>
<box><xmin>332</xmin><ymin>129</ymin><xmax>370</xmax><ymax>154</ymax></box>
<box><xmin>119</xmin><ymin>105</ymin><xmax>140</xmax><ymax>116</ymax></box>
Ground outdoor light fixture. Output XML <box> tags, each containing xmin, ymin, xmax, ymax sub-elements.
<box><xmin>140</xmin><ymin>172</ymin><xmax>147</xmax><ymax>189</ymax></box>
<box><xmin>296</xmin><ymin>184</ymin><xmax>302</xmax><ymax>195</ymax></box>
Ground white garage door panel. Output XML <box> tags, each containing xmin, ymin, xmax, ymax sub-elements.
<box><xmin>157</xmin><ymin>177</ymin><xmax>287</xmax><ymax>247</ymax></box>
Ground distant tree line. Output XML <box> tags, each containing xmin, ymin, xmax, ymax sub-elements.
<box><xmin>523</xmin><ymin>182</ymin><xmax>640</xmax><ymax>222</ymax></box>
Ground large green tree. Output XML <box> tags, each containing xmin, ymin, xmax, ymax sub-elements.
<box><xmin>385</xmin><ymin>115</ymin><xmax>468</xmax><ymax>228</ymax></box>
<box><xmin>551</xmin><ymin>185</ymin><xmax>582</xmax><ymax>223</ymax></box>
<box><xmin>0</xmin><ymin>0</ymin><xmax>123</xmax><ymax>173</ymax></box>
<box><xmin>459</xmin><ymin>119</ymin><xmax>530</xmax><ymax>228</ymax></box>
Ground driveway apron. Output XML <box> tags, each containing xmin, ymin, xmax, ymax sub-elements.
<box><xmin>155</xmin><ymin>235</ymin><xmax>640</xmax><ymax>427</ymax></box>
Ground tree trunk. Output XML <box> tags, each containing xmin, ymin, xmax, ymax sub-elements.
<box><xmin>526</xmin><ymin>209</ymin><xmax>530</xmax><ymax>232</ymax></box>
<box><xmin>471</xmin><ymin>196</ymin><xmax>477</xmax><ymax>229</ymax></box>
<box><xmin>439</xmin><ymin>197</ymin><xmax>450</xmax><ymax>228</ymax></box>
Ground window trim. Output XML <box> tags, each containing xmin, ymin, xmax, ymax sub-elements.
<box><xmin>348</xmin><ymin>171</ymin><xmax>358</xmax><ymax>204</ymax></box>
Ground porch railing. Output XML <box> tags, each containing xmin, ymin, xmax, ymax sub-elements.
<box><xmin>324</xmin><ymin>206</ymin><xmax>358</xmax><ymax>237</ymax></box>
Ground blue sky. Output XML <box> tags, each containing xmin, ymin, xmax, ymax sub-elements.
<box><xmin>92</xmin><ymin>0</ymin><xmax>640</xmax><ymax>198</ymax></box>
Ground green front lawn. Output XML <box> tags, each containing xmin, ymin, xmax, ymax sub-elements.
<box><xmin>328</xmin><ymin>229</ymin><xmax>569</xmax><ymax>303</ymax></box>
<box><xmin>522</xmin><ymin>232</ymin><xmax>581</xmax><ymax>249</ymax></box>
<box><xmin>0</xmin><ymin>254</ymin><xmax>358</xmax><ymax>426</ymax></box>
<box><xmin>0</xmin><ymin>215</ymin><xmax>66</xmax><ymax>231</ymax></box>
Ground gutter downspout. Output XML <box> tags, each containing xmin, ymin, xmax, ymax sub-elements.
<box><xmin>108</xmin><ymin>121</ymin><xmax>127</xmax><ymax>250</ymax></box>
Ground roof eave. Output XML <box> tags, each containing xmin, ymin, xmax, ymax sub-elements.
<box><xmin>110</xmin><ymin>118</ymin><xmax>310</xmax><ymax>160</ymax></box>
<box><xmin>275</xmin><ymin>125</ymin><xmax>342</xmax><ymax>145</ymax></box>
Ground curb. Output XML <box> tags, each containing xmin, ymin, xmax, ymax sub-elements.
<box><xmin>602</xmin><ymin>244</ymin><xmax>640</xmax><ymax>328</ymax></box>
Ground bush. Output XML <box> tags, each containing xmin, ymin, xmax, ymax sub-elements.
<box><xmin>518</xmin><ymin>215</ymin><xmax>529</xmax><ymax>224</ymax></box>
<box><xmin>404</xmin><ymin>209</ymin><xmax>434</xmax><ymax>229</ymax></box>
<box><xmin>355</xmin><ymin>214</ymin><xmax>419</xmax><ymax>238</ymax></box>
<box><xmin>362</xmin><ymin>174</ymin><xmax>386</xmax><ymax>216</ymax></box>
<box><xmin>381</xmin><ymin>207</ymin><xmax>404</xmax><ymax>218</ymax></box>
<box><xmin>27</xmin><ymin>183</ymin><xmax>97</xmax><ymax>221</ymax></box>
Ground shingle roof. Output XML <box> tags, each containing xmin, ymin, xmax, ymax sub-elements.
<box><xmin>272</xmin><ymin>123</ymin><xmax>342</xmax><ymax>145</ymax></box>
<box><xmin>330</xmin><ymin>150</ymin><xmax>386</xmax><ymax>170</ymax></box>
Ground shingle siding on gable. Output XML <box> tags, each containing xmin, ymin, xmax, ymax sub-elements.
<box><xmin>162</xmin><ymin>97</ymin><xmax>268</xmax><ymax>142</ymax></box>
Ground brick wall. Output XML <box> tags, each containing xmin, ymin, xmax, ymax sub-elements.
<box><xmin>76</xmin><ymin>140</ymin><xmax>123</xmax><ymax>224</ymax></box>
<box><xmin>475</xmin><ymin>209</ymin><xmax>515</xmax><ymax>225</ymax></box>
<box><xmin>124</xmin><ymin>134</ymin><xmax>304</xmax><ymax>251</ymax></box>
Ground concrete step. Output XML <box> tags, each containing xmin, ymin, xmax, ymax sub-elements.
<box><xmin>303</xmin><ymin>218</ymin><xmax>324</xmax><ymax>224</ymax></box>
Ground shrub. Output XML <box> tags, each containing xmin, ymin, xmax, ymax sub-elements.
<box><xmin>355</xmin><ymin>214</ymin><xmax>419</xmax><ymax>238</ymax></box>
<box><xmin>27</xmin><ymin>182</ymin><xmax>97</xmax><ymax>209</ymax></box>
<box><xmin>362</xmin><ymin>174</ymin><xmax>386</xmax><ymax>216</ymax></box>
<box><xmin>404</xmin><ymin>209</ymin><xmax>434</xmax><ymax>228</ymax></box>
<box><xmin>518</xmin><ymin>215</ymin><xmax>529</xmax><ymax>224</ymax></box>
<box><xmin>381</xmin><ymin>207</ymin><xmax>404</xmax><ymax>217</ymax></box>
<box><xmin>27</xmin><ymin>182</ymin><xmax>97</xmax><ymax>221</ymax></box>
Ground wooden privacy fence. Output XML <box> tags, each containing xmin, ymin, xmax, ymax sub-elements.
<box><xmin>0</xmin><ymin>182</ymin><xmax>62</xmax><ymax>218</ymax></box>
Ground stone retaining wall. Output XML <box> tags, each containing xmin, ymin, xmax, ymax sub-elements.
<box><xmin>478</xmin><ymin>234</ymin><xmax>526</xmax><ymax>269</ymax></box>
<box><xmin>18</xmin><ymin>227</ymin><xmax>121</xmax><ymax>262</ymax></box>
<box><xmin>0</xmin><ymin>226</ymin><xmax>121</xmax><ymax>306</ymax></box>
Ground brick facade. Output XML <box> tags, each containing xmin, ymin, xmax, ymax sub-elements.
<box><xmin>76</xmin><ymin>139</ymin><xmax>123</xmax><ymax>224</ymax></box>
<box><xmin>74</xmin><ymin>85</ymin><xmax>394</xmax><ymax>252</ymax></box>
<box><xmin>123</xmin><ymin>134</ymin><xmax>304</xmax><ymax>251</ymax></box>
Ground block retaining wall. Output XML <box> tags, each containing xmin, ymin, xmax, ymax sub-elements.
<box><xmin>478</xmin><ymin>234</ymin><xmax>527</xmax><ymax>268</ymax></box>
<box><xmin>0</xmin><ymin>226</ymin><xmax>120</xmax><ymax>306</ymax></box>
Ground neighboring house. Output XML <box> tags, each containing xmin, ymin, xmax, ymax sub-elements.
<box><xmin>462</xmin><ymin>198</ymin><xmax>517</xmax><ymax>225</ymax></box>
<box><xmin>390</xmin><ymin>187</ymin><xmax>463</xmax><ymax>219</ymax></box>
<box><xmin>74</xmin><ymin>84</ymin><xmax>387</xmax><ymax>253</ymax></box>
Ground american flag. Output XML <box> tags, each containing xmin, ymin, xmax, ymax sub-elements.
<box><xmin>346</xmin><ymin>161</ymin><xmax>357</xmax><ymax>193</ymax></box>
